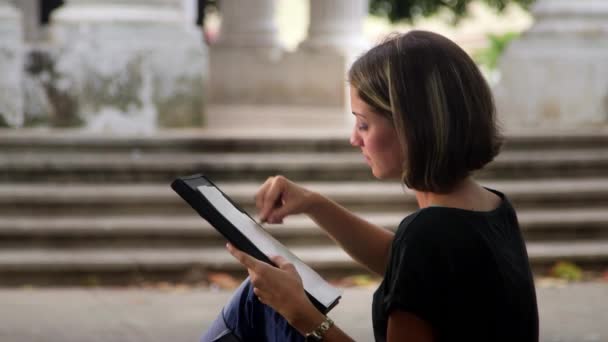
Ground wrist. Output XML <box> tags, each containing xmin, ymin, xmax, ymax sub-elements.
<box><xmin>287</xmin><ymin>301</ymin><xmax>325</xmax><ymax>336</ymax></box>
<box><xmin>304</xmin><ymin>316</ymin><xmax>335</xmax><ymax>341</ymax></box>
<box><xmin>304</xmin><ymin>191</ymin><xmax>324</xmax><ymax>217</ymax></box>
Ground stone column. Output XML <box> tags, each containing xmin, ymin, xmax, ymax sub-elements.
<box><xmin>11</xmin><ymin>0</ymin><xmax>43</xmax><ymax>42</ymax></box>
<box><xmin>50</xmin><ymin>0</ymin><xmax>206</xmax><ymax>133</ymax></box>
<box><xmin>299</xmin><ymin>0</ymin><xmax>369</xmax><ymax>56</ymax></box>
<box><xmin>0</xmin><ymin>0</ymin><xmax>23</xmax><ymax>127</ymax></box>
<box><xmin>207</xmin><ymin>0</ymin><xmax>369</xmax><ymax>129</ymax></box>
<box><xmin>495</xmin><ymin>0</ymin><xmax>608</xmax><ymax>129</ymax></box>
<box><xmin>215</xmin><ymin>0</ymin><xmax>281</xmax><ymax>49</ymax></box>
<box><xmin>299</xmin><ymin>0</ymin><xmax>369</xmax><ymax>127</ymax></box>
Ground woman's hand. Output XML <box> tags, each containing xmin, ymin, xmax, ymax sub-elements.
<box><xmin>256</xmin><ymin>175</ymin><xmax>318</xmax><ymax>224</ymax></box>
<box><xmin>226</xmin><ymin>243</ymin><xmax>324</xmax><ymax>332</ymax></box>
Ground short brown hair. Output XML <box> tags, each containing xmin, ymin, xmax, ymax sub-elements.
<box><xmin>348</xmin><ymin>30</ymin><xmax>502</xmax><ymax>193</ymax></box>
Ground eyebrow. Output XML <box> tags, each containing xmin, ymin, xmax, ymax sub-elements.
<box><xmin>351</xmin><ymin>111</ymin><xmax>367</xmax><ymax>118</ymax></box>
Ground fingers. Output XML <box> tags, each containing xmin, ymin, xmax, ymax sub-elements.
<box><xmin>226</xmin><ymin>243</ymin><xmax>260</xmax><ymax>271</ymax></box>
<box><xmin>266</xmin><ymin>201</ymin><xmax>296</xmax><ymax>224</ymax></box>
<box><xmin>227</xmin><ymin>243</ymin><xmax>282</xmax><ymax>281</ymax></box>
<box><xmin>255</xmin><ymin>177</ymin><xmax>274</xmax><ymax>215</ymax></box>
<box><xmin>262</xmin><ymin>179</ymin><xmax>285</xmax><ymax>222</ymax></box>
<box><xmin>259</xmin><ymin>176</ymin><xmax>286</xmax><ymax>222</ymax></box>
<box><xmin>255</xmin><ymin>175</ymin><xmax>310</xmax><ymax>224</ymax></box>
<box><xmin>270</xmin><ymin>255</ymin><xmax>288</xmax><ymax>267</ymax></box>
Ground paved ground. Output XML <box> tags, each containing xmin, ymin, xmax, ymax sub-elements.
<box><xmin>0</xmin><ymin>282</ymin><xmax>606</xmax><ymax>342</ymax></box>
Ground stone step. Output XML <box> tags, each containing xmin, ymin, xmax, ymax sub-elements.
<box><xmin>1</xmin><ymin>241</ymin><xmax>607</xmax><ymax>285</ymax></box>
<box><xmin>1</xmin><ymin>208</ymin><xmax>607</xmax><ymax>247</ymax></box>
<box><xmin>0</xmin><ymin>129</ymin><xmax>356</xmax><ymax>153</ymax></box>
<box><xmin>2</xmin><ymin>178</ymin><xmax>608</xmax><ymax>216</ymax></box>
<box><xmin>3</xmin><ymin>148</ymin><xmax>608</xmax><ymax>183</ymax></box>
<box><xmin>1</xmin><ymin>129</ymin><xmax>607</xmax><ymax>152</ymax></box>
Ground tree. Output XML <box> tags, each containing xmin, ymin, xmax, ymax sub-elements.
<box><xmin>369</xmin><ymin>0</ymin><xmax>535</xmax><ymax>23</ymax></box>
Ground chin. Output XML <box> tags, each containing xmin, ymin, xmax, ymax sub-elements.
<box><xmin>372</xmin><ymin>167</ymin><xmax>400</xmax><ymax>180</ymax></box>
<box><xmin>371</xmin><ymin>168</ymin><xmax>388</xmax><ymax>180</ymax></box>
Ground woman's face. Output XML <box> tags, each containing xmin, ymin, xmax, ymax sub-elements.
<box><xmin>349</xmin><ymin>86</ymin><xmax>404</xmax><ymax>180</ymax></box>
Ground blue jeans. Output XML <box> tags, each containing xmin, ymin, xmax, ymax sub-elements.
<box><xmin>201</xmin><ymin>278</ymin><xmax>306</xmax><ymax>342</ymax></box>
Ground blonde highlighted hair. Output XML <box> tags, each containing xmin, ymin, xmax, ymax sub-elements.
<box><xmin>348</xmin><ymin>31</ymin><xmax>502</xmax><ymax>193</ymax></box>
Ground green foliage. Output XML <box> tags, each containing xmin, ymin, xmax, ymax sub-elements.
<box><xmin>473</xmin><ymin>31</ymin><xmax>519</xmax><ymax>70</ymax></box>
<box><xmin>369</xmin><ymin>0</ymin><xmax>535</xmax><ymax>23</ymax></box>
<box><xmin>0</xmin><ymin>113</ymin><xmax>8</xmax><ymax>128</ymax></box>
<box><xmin>550</xmin><ymin>261</ymin><xmax>583</xmax><ymax>281</ymax></box>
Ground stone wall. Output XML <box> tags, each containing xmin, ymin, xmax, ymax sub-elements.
<box><xmin>0</xmin><ymin>1</ymin><xmax>23</xmax><ymax>127</ymax></box>
<box><xmin>495</xmin><ymin>0</ymin><xmax>608</xmax><ymax>129</ymax></box>
<box><xmin>2</xmin><ymin>0</ymin><xmax>207</xmax><ymax>133</ymax></box>
<box><xmin>204</xmin><ymin>0</ymin><xmax>368</xmax><ymax>129</ymax></box>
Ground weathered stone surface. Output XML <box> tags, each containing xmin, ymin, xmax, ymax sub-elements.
<box><xmin>209</xmin><ymin>49</ymin><xmax>346</xmax><ymax>107</ymax></box>
<box><xmin>0</xmin><ymin>1</ymin><xmax>23</xmax><ymax>127</ymax></box>
<box><xmin>204</xmin><ymin>104</ymin><xmax>348</xmax><ymax>129</ymax></box>
<box><xmin>49</xmin><ymin>0</ymin><xmax>206</xmax><ymax>133</ymax></box>
<box><xmin>206</xmin><ymin>0</ymin><xmax>367</xmax><ymax>129</ymax></box>
<box><xmin>215</xmin><ymin>0</ymin><xmax>281</xmax><ymax>48</ymax></box>
<box><xmin>299</xmin><ymin>0</ymin><xmax>369</xmax><ymax>56</ymax></box>
<box><xmin>22</xmin><ymin>48</ymin><xmax>79</xmax><ymax>127</ymax></box>
<box><xmin>495</xmin><ymin>0</ymin><xmax>608</xmax><ymax>129</ymax></box>
<box><xmin>0</xmin><ymin>129</ymin><xmax>608</xmax><ymax>284</ymax></box>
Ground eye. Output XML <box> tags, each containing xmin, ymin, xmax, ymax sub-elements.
<box><xmin>357</xmin><ymin>123</ymin><xmax>368</xmax><ymax>131</ymax></box>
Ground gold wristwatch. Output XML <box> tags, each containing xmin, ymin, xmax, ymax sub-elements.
<box><xmin>305</xmin><ymin>316</ymin><xmax>334</xmax><ymax>341</ymax></box>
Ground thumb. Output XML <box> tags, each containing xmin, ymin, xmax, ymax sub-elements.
<box><xmin>268</xmin><ymin>200</ymin><xmax>299</xmax><ymax>222</ymax></box>
<box><xmin>271</xmin><ymin>255</ymin><xmax>297</xmax><ymax>274</ymax></box>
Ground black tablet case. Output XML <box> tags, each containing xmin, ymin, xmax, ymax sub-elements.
<box><xmin>171</xmin><ymin>174</ymin><xmax>340</xmax><ymax>314</ymax></box>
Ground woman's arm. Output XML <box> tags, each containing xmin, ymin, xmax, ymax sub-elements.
<box><xmin>288</xmin><ymin>303</ymin><xmax>355</xmax><ymax>342</ymax></box>
<box><xmin>387</xmin><ymin>310</ymin><xmax>435</xmax><ymax>341</ymax></box>
<box><xmin>299</xmin><ymin>309</ymin><xmax>434</xmax><ymax>342</ymax></box>
<box><xmin>256</xmin><ymin>176</ymin><xmax>394</xmax><ymax>275</ymax></box>
<box><xmin>293</xmin><ymin>306</ymin><xmax>435</xmax><ymax>342</ymax></box>
<box><xmin>306</xmin><ymin>191</ymin><xmax>394</xmax><ymax>275</ymax></box>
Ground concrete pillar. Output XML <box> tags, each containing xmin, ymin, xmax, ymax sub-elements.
<box><xmin>50</xmin><ymin>0</ymin><xmax>206</xmax><ymax>133</ymax></box>
<box><xmin>299</xmin><ymin>0</ymin><xmax>369</xmax><ymax>127</ymax></box>
<box><xmin>206</xmin><ymin>0</ymin><xmax>369</xmax><ymax>129</ymax></box>
<box><xmin>11</xmin><ymin>0</ymin><xmax>44</xmax><ymax>42</ymax></box>
<box><xmin>299</xmin><ymin>0</ymin><xmax>369</xmax><ymax>56</ymax></box>
<box><xmin>215</xmin><ymin>0</ymin><xmax>281</xmax><ymax>48</ymax></box>
<box><xmin>0</xmin><ymin>0</ymin><xmax>23</xmax><ymax>127</ymax></box>
<box><xmin>495</xmin><ymin>0</ymin><xmax>608</xmax><ymax>129</ymax></box>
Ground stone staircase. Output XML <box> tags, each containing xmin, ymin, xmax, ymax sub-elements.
<box><xmin>1</xmin><ymin>129</ymin><xmax>608</xmax><ymax>286</ymax></box>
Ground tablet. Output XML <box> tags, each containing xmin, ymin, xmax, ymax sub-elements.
<box><xmin>171</xmin><ymin>174</ymin><xmax>341</xmax><ymax>313</ymax></box>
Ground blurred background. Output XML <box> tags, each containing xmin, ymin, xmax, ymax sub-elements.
<box><xmin>0</xmin><ymin>0</ymin><xmax>607</xmax><ymax>341</ymax></box>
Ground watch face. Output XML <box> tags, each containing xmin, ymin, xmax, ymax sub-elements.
<box><xmin>306</xmin><ymin>330</ymin><xmax>326</xmax><ymax>341</ymax></box>
<box><xmin>305</xmin><ymin>316</ymin><xmax>333</xmax><ymax>341</ymax></box>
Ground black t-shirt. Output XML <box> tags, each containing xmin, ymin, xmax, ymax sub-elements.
<box><xmin>372</xmin><ymin>189</ymin><xmax>539</xmax><ymax>341</ymax></box>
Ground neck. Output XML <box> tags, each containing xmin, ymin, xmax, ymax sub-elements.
<box><xmin>414</xmin><ymin>178</ymin><xmax>496</xmax><ymax>211</ymax></box>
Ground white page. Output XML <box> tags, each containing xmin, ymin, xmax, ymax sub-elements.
<box><xmin>198</xmin><ymin>185</ymin><xmax>342</xmax><ymax>307</ymax></box>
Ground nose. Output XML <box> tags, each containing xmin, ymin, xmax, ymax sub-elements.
<box><xmin>350</xmin><ymin>126</ymin><xmax>362</xmax><ymax>147</ymax></box>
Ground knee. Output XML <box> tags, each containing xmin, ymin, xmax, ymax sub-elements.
<box><xmin>201</xmin><ymin>279</ymin><xmax>255</xmax><ymax>342</ymax></box>
<box><xmin>202</xmin><ymin>329</ymin><xmax>241</xmax><ymax>342</ymax></box>
<box><xmin>223</xmin><ymin>278</ymin><xmax>260</xmax><ymax>323</ymax></box>
<box><xmin>221</xmin><ymin>278</ymin><xmax>268</xmax><ymax>338</ymax></box>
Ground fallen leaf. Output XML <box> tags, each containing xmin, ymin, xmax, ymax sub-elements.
<box><xmin>208</xmin><ymin>272</ymin><xmax>240</xmax><ymax>290</ymax></box>
<box><xmin>330</xmin><ymin>274</ymin><xmax>379</xmax><ymax>288</ymax></box>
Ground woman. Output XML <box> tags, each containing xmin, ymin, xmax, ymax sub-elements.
<box><xmin>202</xmin><ymin>30</ymin><xmax>539</xmax><ymax>342</ymax></box>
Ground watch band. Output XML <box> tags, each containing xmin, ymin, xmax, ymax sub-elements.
<box><xmin>304</xmin><ymin>316</ymin><xmax>334</xmax><ymax>341</ymax></box>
